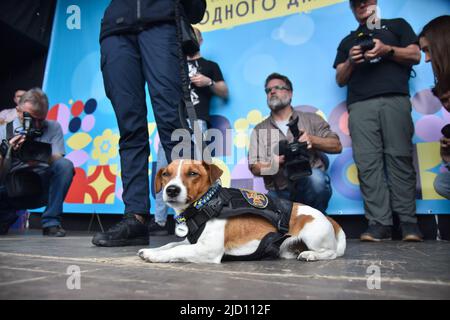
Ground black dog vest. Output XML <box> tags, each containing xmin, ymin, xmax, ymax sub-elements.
<box><xmin>179</xmin><ymin>185</ymin><xmax>293</xmax><ymax>261</ymax></box>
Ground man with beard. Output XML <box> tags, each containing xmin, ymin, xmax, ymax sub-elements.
<box><xmin>248</xmin><ymin>73</ymin><xmax>342</xmax><ymax>212</ymax></box>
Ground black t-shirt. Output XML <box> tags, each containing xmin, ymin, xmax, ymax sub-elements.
<box><xmin>333</xmin><ymin>18</ymin><xmax>419</xmax><ymax>105</ymax></box>
<box><xmin>188</xmin><ymin>57</ymin><xmax>224</xmax><ymax>123</ymax></box>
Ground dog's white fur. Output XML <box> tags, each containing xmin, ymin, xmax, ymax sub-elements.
<box><xmin>139</xmin><ymin>160</ymin><xmax>346</xmax><ymax>264</ymax></box>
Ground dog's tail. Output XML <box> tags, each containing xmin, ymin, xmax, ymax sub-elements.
<box><xmin>335</xmin><ymin>228</ymin><xmax>346</xmax><ymax>257</ymax></box>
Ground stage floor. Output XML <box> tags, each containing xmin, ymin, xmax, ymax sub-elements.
<box><xmin>0</xmin><ymin>231</ymin><xmax>449</xmax><ymax>300</ymax></box>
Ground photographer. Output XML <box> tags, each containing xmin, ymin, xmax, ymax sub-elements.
<box><xmin>419</xmin><ymin>15</ymin><xmax>450</xmax><ymax>200</ymax></box>
<box><xmin>333</xmin><ymin>0</ymin><xmax>422</xmax><ymax>241</ymax></box>
<box><xmin>248</xmin><ymin>73</ymin><xmax>342</xmax><ymax>213</ymax></box>
<box><xmin>0</xmin><ymin>88</ymin><xmax>74</xmax><ymax>236</ymax></box>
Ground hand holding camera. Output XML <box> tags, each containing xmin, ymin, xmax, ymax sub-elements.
<box><xmin>298</xmin><ymin>131</ymin><xmax>313</xmax><ymax>149</ymax></box>
<box><xmin>9</xmin><ymin>134</ymin><xmax>26</xmax><ymax>152</ymax></box>
<box><xmin>276</xmin><ymin>116</ymin><xmax>312</xmax><ymax>181</ymax></box>
<box><xmin>364</xmin><ymin>38</ymin><xmax>392</xmax><ymax>60</ymax></box>
<box><xmin>349</xmin><ymin>45</ymin><xmax>365</xmax><ymax>65</ymax></box>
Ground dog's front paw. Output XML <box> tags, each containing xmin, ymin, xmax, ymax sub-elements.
<box><xmin>298</xmin><ymin>251</ymin><xmax>318</xmax><ymax>262</ymax></box>
<box><xmin>138</xmin><ymin>249</ymin><xmax>156</xmax><ymax>262</ymax></box>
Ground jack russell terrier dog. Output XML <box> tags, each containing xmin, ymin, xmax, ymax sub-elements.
<box><xmin>138</xmin><ymin>159</ymin><xmax>345</xmax><ymax>264</ymax></box>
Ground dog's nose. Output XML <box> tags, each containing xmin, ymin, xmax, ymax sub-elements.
<box><xmin>166</xmin><ymin>185</ymin><xmax>181</xmax><ymax>198</ymax></box>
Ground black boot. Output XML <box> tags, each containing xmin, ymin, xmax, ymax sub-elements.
<box><xmin>401</xmin><ymin>222</ymin><xmax>423</xmax><ymax>242</ymax></box>
<box><xmin>360</xmin><ymin>222</ymin><xmax>392</xmax><ymax>242</ymax></box>
<box><xmin>43</xmin><ymin>225</ymin><xmax>66</xmax><ymax>237</ymax></box>
<box><xmin>92</xmin><ymin>214</ymin><xmax>149</xmax><ymax>247</ymax></box>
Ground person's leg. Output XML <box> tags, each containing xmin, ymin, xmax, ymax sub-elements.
<box><xmin>41</xmin><ymin>158</ymin><xmax>74</xmax><ymax>228</ymax></box>
<box><xmin>380</xmin><ymin>96</ymin><xmax>422</xmax><ymax>241</ymax></box>
<box><xmin>154</xmin><ymin>143</ymin><xmax>169</xmax><ymax>225</ymax></box>
<box><xmin>380</xmin><ymin>95</ymin><xmax>417</xmax><ymax>224</ymax></box>
<box><xmin>101</xmin><ymin>34</ymin><xmax>150</xmax><ymax>216</ymax></box>
<box><xmin>434</xmin><ymin>171</ymin><xmax>450</xmax><ymax>199</ymax></box>
<box><xmin>291</xmin><ymin>169</ymin><xmax>332</xmax><ymax>213</ymax></box>
<box><xmin>348</xmin><ymin>98</ymin><xmax>393</xmax><ymax>227</ymax></box>
<box><xmin>92</xmin><ymin>34</ymin><xmax>151</xmax><ymax>246</ymax></box>
<box><xmin>138</xmin><ymin>22</ymin><xmax>192</xmax><ymax>162</ymax></box>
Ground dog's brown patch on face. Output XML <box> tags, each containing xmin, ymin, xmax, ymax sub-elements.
<box><xmin>155</xmin><ymin>160</ymin><xmax>180</xmax><ymax>193</ymax></box>
<box><xmin>180</xmin><ymin>161</ymin><xmax>212</xmax><ymax>203</ymax></box>
<box><xmin>288</xmin><ymin>203</ymin><xmax>314</xmax><ymax>235</ymax></box>
<box><xmin>224</xmin><ymin>215</ymin><xmax>276</xmax><ymax>250</ymax></box>
<box><xmin>326</xmin><ymin>216</ymin><xmax>342</xmax><ymax>236</ymax></box>
<box><xmin>158</xmin><ymin>160</ymin><xmax>224</xmax><ymax>204</ymax></box>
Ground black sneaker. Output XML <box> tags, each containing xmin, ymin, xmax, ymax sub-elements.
<box><xmin>0</xmin><ymin>211</ymin><xmax>18</xmax><ymax>235</ymax></box>
<box><xmin>401</xmin><ymin>222</ymin><xmax>423</xmax><ymax>242</ymax></box>
<box><xmin>360</xmin><ymin>222</ymin><xmax>392</xmax><ymax>242</ymax></box>
<box><xmin>92</xmin><ymin>215</ymin><xmax>149</xmax><ymax>247</ymax></box>
<box><xmin>148</xmin><ymin>218</ymin><xmax>169</xmax><ymax>236</ymax></box>
<box><xmin>43</xmin><ymin>225</ymin><xmax>66</xmax><ymax>237</ymax></box>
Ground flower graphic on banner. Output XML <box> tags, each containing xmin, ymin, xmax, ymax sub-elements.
<box><xmin>48</xmin><ymin>98</ymin><xmax>98</xmax><ymax>168</ymax></box>
<box><xmin>92</xmin><ymin>129</ymin><xmax>120</xmax><ymax>165</ymax></box>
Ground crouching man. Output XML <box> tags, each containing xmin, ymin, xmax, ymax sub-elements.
<box><xmin>0</xmin><ymin>88</ymin><xmax>74</xmax><ymax>236</ymax></box>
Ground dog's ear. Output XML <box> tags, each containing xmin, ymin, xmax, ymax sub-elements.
<box><xmin>207</xmin><ymin>163</ymin><xmax>223</xmax><ymax>184</ymax></box>
<box><xmin>155</xmin><ymin>168</ymin><xmax>165</xmax><ymax>194</ymax></box>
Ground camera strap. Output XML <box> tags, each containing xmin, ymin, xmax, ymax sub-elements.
<box><xmin>0</xmin><ymin>122</ymin><xmax>15</xmax><ymax>182</ymax></box>
<box><xmin>6</xmin><ymin>121</ymin><xmax>14</xmax><ymax>140</ymax></box>
<box><xmin>174</xmin><ymin>0</ymin><xmax>206</xmax><ymax>161</ymax></box>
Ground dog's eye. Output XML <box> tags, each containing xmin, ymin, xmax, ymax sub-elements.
<box><xmin>188</xmin><ymin>171</ymin><xmax>199</xmax><ymax>177</ymax></box>
<box><xmin>162</xmin><ymin>171</ymin><xmax>170</xmax><ymax>177</ymax></box>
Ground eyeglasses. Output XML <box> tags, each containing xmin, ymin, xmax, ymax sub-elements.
<box><xmin>264</xmin><ymin>85</ymin><xmax>290</xmax><ymax>94</ymax></box>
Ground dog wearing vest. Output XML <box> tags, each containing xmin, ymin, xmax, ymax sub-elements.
<box><xmin>138</xmin><ymin>159</ymin><xmax>346</xmax><ymax>264</ymax></box>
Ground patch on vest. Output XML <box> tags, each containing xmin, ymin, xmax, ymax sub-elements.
<box><xmin>240</xmin><ymin>189</ymin><xmax>269</xmax><ymax>209</ymax></box>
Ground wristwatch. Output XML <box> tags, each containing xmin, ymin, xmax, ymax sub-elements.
<box><xmin>208</xmin><ymin>79</ymin><xmax>215</xmax><ymax>87</ymax></box>
<box><xmin>385</xmin><ymin>46</ymin><xmax>395</xmax><ymax>58</ymax></box>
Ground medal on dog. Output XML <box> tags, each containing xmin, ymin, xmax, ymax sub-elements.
<box><xmin>175</xmin><ymin>222</ymin><xmax>189</xmax><ymax>238</ymax></box>
<box><xmin>174</xmin><ymin>214</ymin><xmax>188</xmax><ymax>237</ymax></box>
<box><xmin>240</xmin><ymin>189</ymin><xmax>269</xmax><ymax>209</ymax></box>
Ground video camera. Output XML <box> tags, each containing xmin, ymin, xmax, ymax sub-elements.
<box><xmin>277</xmin><ymin>116</ymin><xmax>312</xmax><ymax>181</ymax></box>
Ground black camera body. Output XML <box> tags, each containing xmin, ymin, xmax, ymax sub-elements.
<box><xmin>278</xmin><ymin>116</ymin><xmax>312</xmax><ymax>181</ymax></box>
<box><xmin>355</xmin><ymin>32</ymin><xmax>375</xmax><ymax>52</ymax></box>
<box><xmin>19</xmin><ymin>112</ymin><xmax>43</xmax><ymax>139</ymax></box>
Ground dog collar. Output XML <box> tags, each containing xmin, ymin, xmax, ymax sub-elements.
<box><xmin>174</xmin><ymin>182</ymin><xmax>222</xmax><ymax>224</ymax></box>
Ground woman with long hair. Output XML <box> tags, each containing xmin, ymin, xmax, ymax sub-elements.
<box><xmin>419</xmin><ymin>15</ymin><xmax>450</xmax><ymax>110</ymax></box>
<box><xmin>419</xmin><ymin>15</ymin><xmax>450</xmax><ymax>200</ymax></box>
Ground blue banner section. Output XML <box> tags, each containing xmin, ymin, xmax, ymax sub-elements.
<box><xmin>43</xmin><ymin>0</ymin><xmax>450</xmax><ymax>214</ymax></box>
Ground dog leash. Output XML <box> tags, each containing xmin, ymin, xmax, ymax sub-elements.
<box><xmin>174</xmin><ymin>0</ymin><xmax>207</xmax><ymax>161</ymax></box>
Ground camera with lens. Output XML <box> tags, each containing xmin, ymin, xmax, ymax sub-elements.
<box><xmin>355</xmin><ymin>32</ymin><xmax>375</xmax><ymax>53</ymax></box>
<box><xmin>276</xmin><ymin>116</ymin><xmax>312</xmax><ymax>181</ymax></box>
<box><xmin>19</xmin><ymin>112</ymin><xmax>43</xmax><ymax>139</ymax></box>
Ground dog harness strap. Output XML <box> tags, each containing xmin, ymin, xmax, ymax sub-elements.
<box><xmin>222</xmin><ymin>232</ymin><xmax>291</xmax><ymax>261</ymax></box>
<box><xmin>270</xmin><ymin>196</ymin><xmax>293</xmax><ymax>234</ymax></box>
